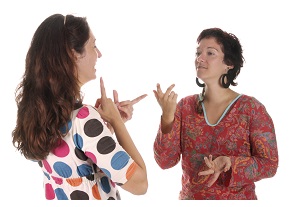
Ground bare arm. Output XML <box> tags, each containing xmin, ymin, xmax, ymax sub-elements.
<box><xmin>96</xmin><ymin>77</ymin><xmax>147</xmax><ymax>195</ymax></box>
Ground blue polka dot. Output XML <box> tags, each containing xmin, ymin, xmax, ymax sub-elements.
<box><xmin>111</xmin><ymin>151</ymin><xmax>130</xmax><ymax>170</ymax></box>
<box><xmin>55</xmin><ymin>188</ymin><xmax>68</xmax><ymax>200</ymax></box>
<box><xmin>77</xmin><ymin>164</ymin><xmax>93</xmax><ymax>177</ymax></box>
<box><xmin>100</xmin><ymin>176</ymin><xmax>111</xmax><ymax>194</ymax></box>
<box><xmin>43</xmin><ymin>171</ymin><xmax>50</xmax><ymax>180</ymax></box>
<box><xmin>73</xmin><ymin>133</ymin><xmax>83</xmax><ymax>149</ymax></box>
<box><xmin>53</xmin><ymin>161</ymin><xmax>72</xmax><ymax>178</ymax></box>
<box><xmin>60</xmin><ymin>120</ymin><xmax>72</xmax><ymax>134</ymax></box>
<box><xmin>100</xmin><ymin>168</ymin><xmax>111</xmax><ymax>179</ymax></box>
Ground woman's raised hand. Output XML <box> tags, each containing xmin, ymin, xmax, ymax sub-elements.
<box><xmin>112</xmin><ymin>90</ymin><xmax>147</xmax><ymax>123</ymax></box>
<box><xmin>95</xmin><ymin>77</ymin><xmax>122</xmax><ymax>124</ymax></box>
<box><xmin>153</xmin><ymin>83</ymin><xmax>178</xmax><ymax>123</ymax></box>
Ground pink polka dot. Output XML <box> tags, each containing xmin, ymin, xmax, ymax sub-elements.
<box><xmin>52</xmin><ymin>139</ymin><xmax>70</xmax><ymax>157</ymax></box>
<box><xmin>77</xmin><ymin>106</ymin><xmax>89</xmax><ymax>119</ymax></box>
<box><xmin>45</xmin><ymin>183</ymin><xmax>55</xmax><ymax>200</ymax></box>
<box><xmin>85</xmin><ymin>151</ymin><xmax>97</xmax><ymax>163</ymax></box>
<box><xmin>42</xmin><ymin>160</ymin><xmax>52</xmax><ymax>174</ymax></box>
<box><xmin>110</xmin><ymin>180</ymin><xmax>116</xmax><ymax>188</ymax></box>
<box><xmin>52</xmin><ymin>176</ymin><xmax>63</xmax><ymax>185</ymax></box>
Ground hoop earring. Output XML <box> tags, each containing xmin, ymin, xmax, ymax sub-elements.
<box><xmin>220</xmin><ymin>74</ymin><xmax>230</xmax><ymax>88</ymax></box>
<box><xmin>196</xmin><ymin>77</ymin><xmax>205</xmax><ymax>87</ymax></box>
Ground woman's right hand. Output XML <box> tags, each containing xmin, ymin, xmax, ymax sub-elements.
<box><xmin>95</xmin><ymin>77</ymin><xmax>122</xmax><ymax>125</ymax></box>
<box><xmin>96</xmin><ymin>77</ymin><xmax>148</xmax><ymax>195</ymax></box>
<box><xmin>153</xmin><ymin>83</ymin><xmax>178</xmax><ymax>123</ymax></box>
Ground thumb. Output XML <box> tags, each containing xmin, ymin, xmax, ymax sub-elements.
<box><xmin>223</xmin><ymin>162</ymin><xmax>231</xmax><ymax>172</ymax></box>
<box><xmin>95</xmin><ymin>98</ymin><xmax>101</xmax><ymax>108</ymax></box>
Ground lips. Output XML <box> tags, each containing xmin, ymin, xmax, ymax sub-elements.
<box><xmin>197</xmin><ymin>65</ymin><xmax>207</xmax><ymax>69</ymax></box>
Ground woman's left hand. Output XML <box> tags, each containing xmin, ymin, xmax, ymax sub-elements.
<box><xmin>95</xmin><ymin>90</ymin><xmax>147</xmax><ymax>123</ymax></box>
<box><xmin>112</xmin><ymin>90</ymin><xmax>147</xmax><ymax>123</ymax></box>
<box><xmin>198</xmin><ymin>155</ymin><xmax>231</xmax><ymax>187</ymax></box>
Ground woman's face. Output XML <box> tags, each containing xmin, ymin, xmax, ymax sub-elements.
<box><xmin>76</xmin><ymin>30</ymin><xmax>101</xmax><ymax>87</ymax></box>
<box><xmin>195</xmin><ymin>37</ymin><xmax>229</xmax><ymax>85</ymax></box>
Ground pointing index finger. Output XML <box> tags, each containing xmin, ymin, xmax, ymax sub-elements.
<box><xmin>131</xmin><ymin>94</ymin><xmax>147</xmax><ymax>105</ymax></box>
<box><xmin>113</xmin><ymin>90</ymin><xmax>119</xmax><ymax>104</ymax></box>
<box><xmin>100</xmin><ymin>77</ymin><xmax>107</xmax><ymax>99</ymax></box>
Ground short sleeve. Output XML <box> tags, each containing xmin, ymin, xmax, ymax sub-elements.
<box><xmin>73</xmin><ymin>105</ymin><xmax>137</xmax><ymax>185</ymax></box>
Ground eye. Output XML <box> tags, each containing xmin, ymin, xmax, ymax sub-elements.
<box><xmin>195</xmin><ymin>52</ymin><xmax>201</xmax><ymax>57</ymax></box>
<box><xmin>207</xmin><ymin>51</ymin><xmax>214</xmax><ymax>56</ymax></box>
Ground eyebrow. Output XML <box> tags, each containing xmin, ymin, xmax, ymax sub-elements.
<box><xmin>209</xmin><ymin>47</ymin><xmax>219</xmax><ymax>52</ymax></box>
<box><xmin>197</xmin><ymin>47</ymin><xmax>219</xmax><ymax>51</ymax></box>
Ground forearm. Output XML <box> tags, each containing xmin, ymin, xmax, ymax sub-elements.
<box><xmin>154</xmin><ymin>123</ymin><xmax>181</xmax><ymax>169</ymax></box>
<box><xmin>111</xmin><ymin>119</ymin><xmax>146</xmax><ymax>172</ymax></box>
<box><xmin>225</xmin><ymin>155</ymin><xmax>278</xmax><ymax>187</ymax></box>
<box><xmin>106</xmin><ymin>122</ymin><xmax>115</xmax><ymax>134</ymax></box>
<box><xmin>160</xmin><ymin>114</ymin><xmax>174</xmax><ymax>134</ymax></box>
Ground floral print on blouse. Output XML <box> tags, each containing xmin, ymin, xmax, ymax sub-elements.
<box><xmin>153</xmin><ymin>94</ymin><xmax>278</xmax><ymax>200</ymax></box>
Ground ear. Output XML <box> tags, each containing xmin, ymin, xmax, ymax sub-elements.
<box><xmin>72</xmin><ymin>49</ymin><xmax>82</xmax><ymax>60</ymax></box>
<box><xmin>227</xmin><ymin>65</ymin><xmax>234</xmax><ymax>70</ymax></box>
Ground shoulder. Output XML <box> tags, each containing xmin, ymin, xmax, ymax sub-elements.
<box><xmin>72</xmin><ymin>104</ymin><xmax>102</xmax><ymax>121</ymax></box>
<box><xmin>72</xmin><ymin>105</ymin><xmax>106</xmax><ymax>136</ymax></box>
<box><xmin>176</xmin><ymin>94</ymin><xmax>199</xmax><ymax>113</ymax></box>
<box><xmin>238</xmin><ymin>94</ymin><xmax>265</xmax><ymax>108</ymax></box>
<box><xmin>238</xmin><ymin>94</ymin><xmax>270</xmax><ymax>117</ymax></box>
<box><xmin>179</xmin><ymin>94</ymin><xmax>198</xmax><ymax>104</ymax></box>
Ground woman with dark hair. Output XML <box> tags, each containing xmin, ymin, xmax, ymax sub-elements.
<box><xmin>153</xmin><ymin>28</ymin><xmax>278</xmax><ymax>199</ymax></box>
<box><xmin>12</xmin><ymin>13</ymin><xmax>148</xmax><ymax>200</ymax></box>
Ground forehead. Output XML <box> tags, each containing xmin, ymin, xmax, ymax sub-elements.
<box><xmin>197</xmin><ymin>37</ymin><xmax>221</xmax><ymax>50</ymax></box>
<box><xmin>86</xmin><ymin>30</ymin><xmax>96</xmax><ymax>45</ymax></box>
<box><xmin>89</xmin><ymin>30</ymin><xmax>95</xmax><ymax>39</ymax></box>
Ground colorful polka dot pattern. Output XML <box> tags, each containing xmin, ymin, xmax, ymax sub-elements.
<box><xmin>39</xmin><ymin>105</ymin><xmax>137</xmax><ymax>200</ymax></box>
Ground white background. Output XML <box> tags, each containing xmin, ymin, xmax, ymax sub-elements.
<box><xmin>1</xmin><ymin>0</ymin><xmax>298</xmax><ymax>207</ymax></box>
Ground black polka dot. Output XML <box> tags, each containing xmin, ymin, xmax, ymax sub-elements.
<box><xmin>86</xmin><ymin>174</ymin><xmax>94</xmax><ymax>181</ymax></box>
<box><xmin>97</xmin><ymin>136</ymin><xmax>116</xmax><ymax>154</ymax></box>
<box><xmin>75</xmin><ymin>148</ymin><xmax>88</xmax><ymax>161</ymax></box>
<box><xmin>84</xmin><ymin>119</ymin><xmax>104</xmax><ymax>137</ymax></box>
<box><xmin>70</xmin><ymin>190</ymin><xmax>89</xmax><ymax>200</ymax></box>
<box><xmin>108</xmin><ymin>197</ymin><xmax>115</xmax><ymax>200</ymax></box>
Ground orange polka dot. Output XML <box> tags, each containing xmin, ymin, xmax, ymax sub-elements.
<box><xmin>66</xmin><ymin>177</ymin><xmax>83</xmax><ymax>187</ymax></box>
<box><xmin>92</xmin><ymin>183</ymin><xmax>101</xmax><ymax>200</ymax></box>
<box><xmin>126</xmin><ymin>162</ymin><xmax>138</xmax><ymax>180</ymax></box>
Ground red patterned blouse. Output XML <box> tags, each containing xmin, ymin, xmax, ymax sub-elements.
<box><xmin>153</xmin><ymin>94</ymin><xmax>278</xmax><ymax>200</ymax></box>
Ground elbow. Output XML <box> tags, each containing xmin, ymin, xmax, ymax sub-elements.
<box><xmin>154</xmin><ymin>156</ymin><xmax>179</xmax><ymax>170</ymax></box>
<box><xmin>270</xmin><ymin>163</ymin><xmax>279</xmax><ymax>177</ymax></box>
<box><xmin>125</xmin><ymin>177</ymin><xmax>148</xmax><ymax>195</ymax></box>
<box><xmin>121</xmin><ymin>167</ymin><xmax>148</xmax><ymax>195</ymax></box>
<box><xmin>134</xmin><ymin>180</ymin><xmax>148</xmax><ymax>195</ymax></box>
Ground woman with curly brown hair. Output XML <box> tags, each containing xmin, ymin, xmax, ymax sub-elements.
<box><xmin>12</xmin><ymin>13</ymin><xmax>147</xmax><ymax>200</ymax></box>
<box><xmin>153</xmin><ymin>27</ymin><xmax>278</xmax><ymax>199</ymax></box>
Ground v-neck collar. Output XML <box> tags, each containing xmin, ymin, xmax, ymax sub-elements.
<box><xmin>199</xmin><ymin>94</ymin><xmax>243</xmax><ymax>126</ymax></box>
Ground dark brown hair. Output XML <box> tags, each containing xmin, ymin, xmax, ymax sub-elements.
<box><xmin>12</xmin><ymin>14</ymin><xmax>90</xmax><ymax>160</ymax></box>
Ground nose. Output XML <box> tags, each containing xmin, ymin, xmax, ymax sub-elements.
<box><xmin>96</xmin><ymin>48</ymin><xmax>102</xmax><ymax>58</ymax></box>
<box><xmin>196</xmin><ymin>55</ymin><xmax>204</xmax><ymax>63</ymax></box>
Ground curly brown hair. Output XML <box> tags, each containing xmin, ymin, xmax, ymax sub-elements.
<box><xmin>12</xmin><ymin>14</ymin><xmax>90</xmax><ymax>160</ymax></box>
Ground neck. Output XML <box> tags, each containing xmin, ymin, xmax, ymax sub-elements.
<box><xmin>203</xmin><ymin>85</ymin><xmax>237</xmax><ymax>104</ymax></box>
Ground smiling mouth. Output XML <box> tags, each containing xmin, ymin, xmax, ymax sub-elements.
<box><xmin>197</xmin><ymin>65</ymin><xmax>207</xmax><ymax>69</ymax></box>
